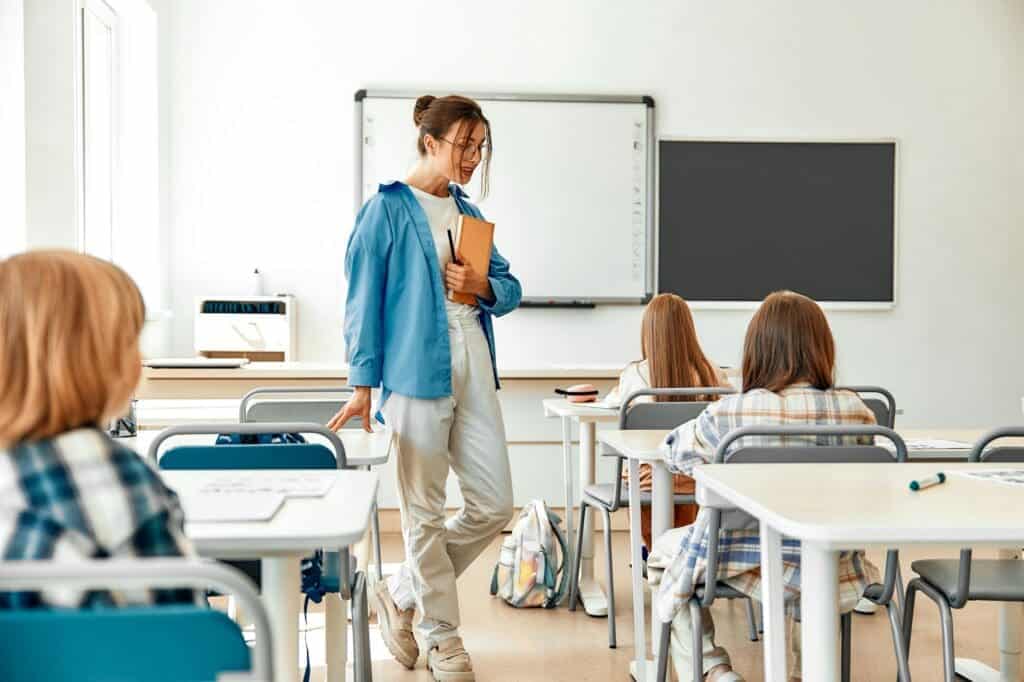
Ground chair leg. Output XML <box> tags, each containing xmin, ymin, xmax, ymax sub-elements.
<box><xmin>904</xmin><ymin>578</ymin><xmax>957</xmax><ymax>682</ymax></box>
<box><xmin>600</xmin><ymin>506</ymin><xmax>616</xmax><ymax>648</ymax></box>
<box><xmin>745</xmin><ymin>598</ymin><xmax>760</xmax><ymax>641</ymax></box>
<box><xmin>895</xmin><ymin>560</ymin><xmax>906</xmax><ymax>613</ymax></box>
<box><xmin>689</xmin><ymin>599</ymin><xmax>704</xmax><ymax>682</ymax></box>
<box><xmin>352</xmin><ymin>571</ymin><xmax>373</xmax><ymax>682</ymax></box>
<box><xmin>841</xmin><ymin>611</ymin><xmax>852</xmax><ymax>682</ymax></box>
<box><xmin>885</xmin><ymin>599</ymin><xmax>912</xmax><ymax>682</ymax></box>
<box><xmin>656</xmin><ymin>618</ymin><xmax>672</xmax><ymax>682</ymax></box>
<box><xmin>568</xmin><ymin>501</ymin><xmax>588</xmax><ymax>612</ymax></box>
<box><xmin>372</xmin><ymin>501</ymin><xmax>384</xmax><ymax>582</ymax></box>
<box><xmin>936</xmin><ymin>594</ymin><xmax>957</xmax><ymax>682</ymax></box>
<box><xmin>901</xmin><ymin>580</ymin><xmax>918</xmax><ymax>659</ymax></box>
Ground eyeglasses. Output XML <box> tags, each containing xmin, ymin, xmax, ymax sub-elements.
<box><xmin>439</xmin><ymin>137</ymin><xmax>490</xmax><ymax>158</ymax></box>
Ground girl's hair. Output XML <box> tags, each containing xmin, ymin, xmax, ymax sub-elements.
<box><xmin>0</xmin><ymin>250</ymin><xmax>146</xmax><ymax>445</ymax></box>
<box><xmin>641</xmin><ymin>293</ymin><xmax>721</xmax><ymax>402</ymax></box>
<box><xmin>742</xmin><ymin>290</ymin><xmax>836</xmax><ymax>392</ymax></box>
<box><xmin>414</xmin><ymin>94</ymin><xmax>493</xmax><ymax>198</ymax></box>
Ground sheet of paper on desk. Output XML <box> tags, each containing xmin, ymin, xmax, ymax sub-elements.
<box><xmin>181</xmin><ymin>492</ymin><xmax>285</xmax><ymax>522</ymax></box>
<box><xmin>903</xmin><ymin>439</ymin><xmax>972</xmax><ymax>450</ymax></box>
<box><xmin>200</xmin><ymin>473</ymin><xmax>336</xmax><ymax>497</ymax></box>
<box><xmin>877</xmin><ymin>437</ymin><xmax>971</xmax><ymax>450</ymax></box>
<box><xmin>952</xmin><ymin>469</ymin><xmax>1024</xmax><ymax>487</ymax></box>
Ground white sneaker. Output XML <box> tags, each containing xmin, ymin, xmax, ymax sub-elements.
<box><xmin>853</xmin><ymin>596</ymin><xmax>878</xmax><ymax>614</ymax></box>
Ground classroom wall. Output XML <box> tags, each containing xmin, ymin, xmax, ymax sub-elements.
<box><xmin>0</xmin><ymin>0</ymin><xmax>26</xmax><ymax>257</ymax></box>
<box><xmin>156</xmin><ymin>0</ymin><xmax>1024</xmax><ymax>427</ymax></box>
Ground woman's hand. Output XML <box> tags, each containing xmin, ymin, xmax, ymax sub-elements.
<box><xmin>327</xmin><ymin>386</ymin><xmax>373</xmax><ymax>433</ymax></box>
<box><xmin>446</xmin><ymin>250</ymin><xmax>493</xmax><ymax>301</ymax></box>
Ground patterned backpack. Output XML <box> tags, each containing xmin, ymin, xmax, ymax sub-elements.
<box><xmin>490</xmin><ymin>500</ymin><xmax>568</xmax><ymax>608</ymax></box>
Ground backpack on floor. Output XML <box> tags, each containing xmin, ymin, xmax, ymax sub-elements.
<box><xmin>490</xmin><ymin>499</ymin><xmax>568</xmax><ymax>608</ymax></box>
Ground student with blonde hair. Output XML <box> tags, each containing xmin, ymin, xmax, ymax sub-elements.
<box><xmin>0</xmin><ymin>251</ymin><xmax>195</xmax><ymax>608</ymax></box>
<box><xmin>649</xmin><ymin>291</ymin><xmax>879</xmax><ymax>682</ymax></box>
<box><xmin>610</xmin><ymin>293</ymin><xmax>730</xmax><ymax>548</ymax></box>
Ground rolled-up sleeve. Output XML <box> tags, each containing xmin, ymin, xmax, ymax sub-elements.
<box><xmin>477</xmin><ymin>244</ymin><xmax>521</xmax><ymax>318</ymax></box>
<box><xmin>344</xmin><ymin>199</ymin><xmax>393</xmax><ymax>388</ymax></box>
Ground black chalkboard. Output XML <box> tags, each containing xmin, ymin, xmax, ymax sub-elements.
<box><xmin>658</xmin><ymin>141</ymin><xmax>895</xmax><ymax>303</ymax></box>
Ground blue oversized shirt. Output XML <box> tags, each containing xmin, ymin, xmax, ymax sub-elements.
<box><xmin>343</xmin><ymin>181</ymin><xmax>521</xmax><ymax>405</ymax></box>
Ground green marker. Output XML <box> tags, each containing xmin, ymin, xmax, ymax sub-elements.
<box><xmin>909</xmin><ymin>472</ymin><xmax>946</xmax><ymax>491</ymax></box>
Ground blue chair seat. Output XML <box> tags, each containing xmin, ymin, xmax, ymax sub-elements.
<box><xmin>0</xmin><ymin>606</ymin><xmax>250</xmax><ymax>682</ymax></box>
<box><xmin>159</xmin><ymin>443</ymin><xmax>337</xmax><ymax>470</ymax></box>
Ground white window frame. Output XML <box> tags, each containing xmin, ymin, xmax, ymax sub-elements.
<box><xmin>78</xmin><ymin>0</ymin><xmax>119</xmax><ymax>260</ymax></box>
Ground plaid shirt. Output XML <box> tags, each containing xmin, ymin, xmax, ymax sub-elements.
<box><xmin>0</xmin><ymin>428</ymin><xmax>196</xmax><ymax>608</ymax></box>
<box><xmin>649</xmin><ymin>385</ymin><xmax>880</xmax><ymax>623</ymax></box>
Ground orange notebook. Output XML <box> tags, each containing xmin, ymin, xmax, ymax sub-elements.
<box><xmin>449</xmin><ymin>214</ymin><xmax>495</xmax><ymax>305</ymax></box>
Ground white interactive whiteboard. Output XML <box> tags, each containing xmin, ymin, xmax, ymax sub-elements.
<box><xmin>356</xmin><ymin>91</ymin><xmax>655</xmax><ymax>304</ymax></box>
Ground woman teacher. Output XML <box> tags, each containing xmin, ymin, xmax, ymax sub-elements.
<box><xmin>328</xmin><ymin>94</ymin><xmax>521</xmax><ymax>681</ymax></box>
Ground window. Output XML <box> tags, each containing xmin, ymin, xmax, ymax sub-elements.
<box><xmin>80</xmin><ymin>0</ymin><xmax>117</xmax><ymax>260</ymax></box>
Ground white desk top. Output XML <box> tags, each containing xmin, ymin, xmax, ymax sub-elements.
<box><xmin>162</xmin><ymin>469</ymin><xmax>378</xmax><ymax>557</ymax></box>
<box><xmin>597</xmin><ymin>428</ymin><xmax>995</xmax><ymax>463</ymax></box>
<box><xmin>542</xmin><ymin>397</ymin><xmax>619</xmax><ymax>422</ymax></box>
<box><xmin>694</xmin><ymin>462</ymin><xmax>1024</xmax><ymax>548</ymax></box>
<box><xmin>123</xmin><ymin>426</ymin><xmax>395</xmax><ymax>469</ymax></box>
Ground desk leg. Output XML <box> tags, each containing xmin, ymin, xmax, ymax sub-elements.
<box><xmin>650</xmin><ymin>462</ymin><xmax>672</xmax><ymax>676</ymax></box>
<box><xmin>760</xmin><ymin>523</ymin><xmax>787</xmax><ymax>682</ymax></box>
<box><xmin>802</xmin><ymin>542</ymin><xmax>840</xmax><ymax>682</ymax></box>
<box><xmin>578</xmin><ymin>420</ymin><xmax>608</xmax><ymax>617</ymax></box>
<box><xmin>955</xmin><ymin>549</ymin><xmax>1022</xmax><ymax>681</ymax></box>
<box><xmin>263</xmin><ymin>555</ymin><xmax>301</xmax><ymax>682</ymax></box>
<box><xmin>325</xmin><ymin>592</ymin><xmax>349</xmax><ymax>682</ymax></box>
<box><xmin>561</xmin><ymin>416</ymin><xmax>575</xmax><ymax>607</ymax></box>
<box><xmin>627</xmin><ymin>458</ymin><xmax>649</xmax><ymax>682</ymax></box>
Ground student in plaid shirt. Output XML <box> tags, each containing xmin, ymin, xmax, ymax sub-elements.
<box><xmin>647</xmin><ymin>291</ymin><xmax>879</xmax><ymax>682</ymax></box>
<box><xmin>0</xmin><ymin>251</ymin><xmax>196</xmax><ymax>608</ymax></box>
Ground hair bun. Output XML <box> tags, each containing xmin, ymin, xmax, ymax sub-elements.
<box><xmin>413</xmin><ymin>95</ymin><xmax>436</xmax><ymax>126</ymax></box>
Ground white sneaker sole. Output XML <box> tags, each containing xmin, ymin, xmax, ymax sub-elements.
<box><xmin>427</xmin><ymin>660</ymin><xmax>476</xmax><ymax>682</ymax></box>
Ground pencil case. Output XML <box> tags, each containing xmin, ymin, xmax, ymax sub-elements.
<box><xmin>555</xmin><ymin>384</ymin><xmax>600</xmax><ymax>403</ymax></box>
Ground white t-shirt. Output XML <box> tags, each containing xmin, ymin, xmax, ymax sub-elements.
<box><xmin>408</xmin><ymin>186</ymin><xmax>479</xmax><ymax>320</ymax></box>
<box><xmin>606</xmin><ymin>359</ymin><xmax>734</xmax><ymax>405</ymax></box>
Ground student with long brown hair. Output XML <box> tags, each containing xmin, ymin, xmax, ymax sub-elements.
<box><xmin>610</xmin><ymin>293</ymin><xmax>730</xmax><ymax>548</ymax></box>
<box><xmin>648</xmin><ymin>291</ymin><xmax>879</xmax><ymax>682</ymax></box>
<box><xmin>0</xmin><ymin>251</ymin><xmax>195</xmax><ymax>608</ymax></box>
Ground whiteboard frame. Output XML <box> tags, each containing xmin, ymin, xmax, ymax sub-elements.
<box><xmin>655</xmin><ymin>136</ymin><xmax>900</xmax><ymax>312</ymax></box>
<box><xmin>355</xmin><ymin>90</ymin><xmax>656</xmax><ymax>304</ymax></box>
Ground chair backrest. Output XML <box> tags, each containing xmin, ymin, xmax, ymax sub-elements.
<box><xmin>837</xmin><ymin>385</ymin><xmax>897</xmax><ymax>428</ymax></box>
<box><xmin>619</xmin><ymin>387</ymin><xmax>735</xmax><ymax>430</ymax></box>
<box><xmin>239</xmin><ymin>386</ymin><xmax>360</xmax><ymax>428</ymax></box>
<box><xmin>969</xmin><ymin>427</ymin><xmax>1024</xmax><ymax>463</ymax></box>
<box><xmin>714</xmin><ymin>424</ymin><xmax>907</xmax><ymax>464</ymax></box>
<box><xmin>150</xmin><ymin>422</ymin><xmax>347</xmax><ymax>470</ymax></box>
<box><xmin>0</xmin><ymin>559</ymin><xmax>271</xmax><ymax>682</ymax></box>
<box><xmin>603</xmin><ymin>388</ymin><xmax>735</xmax><ymax>513</ymax></box>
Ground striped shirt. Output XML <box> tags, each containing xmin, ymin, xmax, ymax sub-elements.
<box><xmin>0</xmin><ymin>428</ymin><xmax>196</xmax><ymax>608</ymax></box>
<box><xmin>649</xmin><ymin>384</ymin><xmax>880</xmax><ymax>623</ymax></box>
